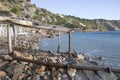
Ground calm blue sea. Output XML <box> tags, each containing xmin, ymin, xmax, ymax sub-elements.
<box><xmin>39</xmin><ymin>31</ymin><xmax>120</xmax><ymax>68</ymax></box>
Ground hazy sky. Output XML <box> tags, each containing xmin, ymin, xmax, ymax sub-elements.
<box><xmin>31</xmin><ymin>0</ymin><xmax>120</xmax><ymax>20</ymax></box>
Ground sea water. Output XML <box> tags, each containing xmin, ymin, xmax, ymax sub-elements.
<box><xmin>39</xmin><ymin>31</ymin><xmax>120</xmax><ymax>68</ymax></box>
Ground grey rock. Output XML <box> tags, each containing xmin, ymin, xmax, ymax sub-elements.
<box><xmin>58</xmin><ymin>68</ymin><xmax>64</xmax><ymax>73</ymax></box>
<box><xmin>36</xmin><ymin>74</ymin><xmax>40</xmax><ymax>80</ymax></box>
<box><xmin>21</xmin><ymin>62</ymin><xmax>28</xmax><ymax>65</ymax></box>
<box><xmin>2</xmin><ymin>55</ymin><xmax>12</xmax><ymax>60</ymax></box>
<box><xmin>62</xmin><ymin>74</ymin><xmax>69</xmax><ymax>80</ymax></box>
<box><xmin>74</xmin><ymin>74</ymin><xmax>81</xmax><ymax>80</ymax></box>
<box><xmin>67</xmin><ymin>68</ymin><xmax>76</xmax><ymax>77</ymax></box>
<box><xmin>42</xmin><ymin>75</ymin><xmax>48</xmax><ymax>80</ymax></box>
<box><xmin>5</xmin><ymin>76</ymin><xmax>11</xmax><ymax>80</ymax></box>
<box><xmin>12</xmin><ymin>64</ymin><xmax>25</xmax><ymax>80</ymax></box>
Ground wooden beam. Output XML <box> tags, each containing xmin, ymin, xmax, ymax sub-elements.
<box><xmin>1</xmin><ymin>53</ymin><xmax>120</xmax><ymax>73</ymax></box>
<box><xmin>4</xmin><ymin>54</ymin><xmax>119</xmax><ymax>73</ymax></box>
<box><xmin>57</xmin><ymin>30</ymin><xmax>60</xmax><ymax>53</ymax></box>
<box><xmin>1</xmin><ymin>20</ymin><xmax>70</xmax><ymax>32</ymax></box>
<box><xmin>7</xmin><ymin>23</ymin><xmax>12</xmax><ymax>53</ymax></box>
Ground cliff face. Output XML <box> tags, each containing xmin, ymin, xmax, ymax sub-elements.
<box><xmin>0</xmin><ymin>0</ymin><xmax>120</xmax><ymax>31</ymax></box>
<box><xmin>94</xmin><ymin>19</ymin><xmax>120</xmax><ymax>31</ymax></box>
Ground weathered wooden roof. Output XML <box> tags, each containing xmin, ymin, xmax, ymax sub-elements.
<box><xmin>0</xmin><ymin>16</ymin><xmax>73</xmax><ymax>32</ymax></box>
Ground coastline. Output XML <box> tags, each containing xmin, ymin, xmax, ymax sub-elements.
<box><xmin>0</xmin><ymin>31</ymin><xmax>120</xmax><ymax>79</ymax></box>
<box><xmin>0</xmin><ymin>44</ymin><xmax>120</xmax><ymax>79</ymax></box>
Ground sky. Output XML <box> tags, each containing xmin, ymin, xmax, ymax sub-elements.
<box><xmin>31</xmin><ymin>0</ymin><xmax>120</xmax><ymax>20</ymax></box>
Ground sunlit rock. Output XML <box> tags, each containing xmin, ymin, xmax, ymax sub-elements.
<box><xmin>76</xmin><ymin>53</ymin><xmax>84</xmax><ymax>60</ymax></box>
<box><xmin>0</xmin><ymin>71</ymin><xmax>6</xmax><ymax>78</ymax></box>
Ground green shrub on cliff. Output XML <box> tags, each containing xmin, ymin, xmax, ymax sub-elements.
<box><xmin>11</xmin><ymin>5</ymin><xmax>21</xmax><ymax>15</ymax></box>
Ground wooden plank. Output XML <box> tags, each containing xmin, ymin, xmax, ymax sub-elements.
<box><xmin>1</xmin><ymin>52</ymin><xmax>120</xmax><ymax>73</ymax></box>
<box><xmin>7</xmin><ymin>23</ymin><xmax>12</xmax><ymax>53</ymax></box>
<box><xmin>114</xmin><ymin>72</ymin><xmax>120</xmax><ymax>79</ymax></box>
<box><xmin>75</xmin><ymin>70</ymin><xmax>89</xmax><ymax>80</ymax></box>
<box><xmin>1</xmin><ymin>20</ymin><xmax>71</xmax><ymax>32</ymax></box>
<box><xmin>83</xmin><ymin>70</ymin><xmax>102</xmax><ymax>80</ymax></box>
<box><xmin>97</xmin><ymin>71</ymin><xmax>118</xmax><ymax>80</ymax></box>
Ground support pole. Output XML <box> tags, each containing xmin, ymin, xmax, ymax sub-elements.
<box><xmin>68</xmin><ymin>32</ymin><xmax>71</xmax><ymax>58</ymax></box>
<box><xmin>7</xmin><ymin>24</ymin><xmax>12</xmax><ymax>53</ymax></box>
<box><xmin>50</xmin><ymin>66</ymin><xmax>55</xmax><ymax>80</ymax></box>
<box><xmin>12</xmin><ymin>25</ymin><xmax>17</xmax><ymax>47</ymax></box>
<box><xmin>57</xmin><ymin>30</ymin><xmax>60</xmax><ymax>53</ymax></box>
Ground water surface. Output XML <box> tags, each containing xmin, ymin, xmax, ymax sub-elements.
<box><xmin>39</xmin><ymin>31</ymin><xmax>120</xmax><ymax>68</ymax></box>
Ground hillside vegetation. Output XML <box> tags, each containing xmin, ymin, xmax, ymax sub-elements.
<box><xmin>0</xmin><ymin>0</ymin><xmax>120</xmax><ymax>31</ymax></box>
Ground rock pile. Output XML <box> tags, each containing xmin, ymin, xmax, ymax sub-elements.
<box><xmin>0</xmin><ymin>50</ymin><xmax>110</xmax><ymax>80</ymax></box>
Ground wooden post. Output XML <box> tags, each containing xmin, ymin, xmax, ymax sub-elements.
<box><xmin>12</xmin><ymin>25</ymin><xmax>17</xmax><ymax>47</ymax></box>
<box><xmin>50</xmin><ymin>66</ymin><xmax>55</xmax><ymax>80</ymax></box>
<box><xmin>57</xmin><ymin>30</ymin><xmax>60</xmax><ymax>53</ymax></box>
<box><xmin>68</xmin><ymin>32</ymin><xmax>71</xmax><ymax>58</ymax></box>
<box><xmin>7</xmin><ymin>24</ymin><xmax>12</xmax><ymax>53</ymax></box>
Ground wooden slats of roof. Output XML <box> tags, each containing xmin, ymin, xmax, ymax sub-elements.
<box><xmin>0</xmin><ymin>16</ymin><xmax>72</xmax><ymax>32</ymax></box>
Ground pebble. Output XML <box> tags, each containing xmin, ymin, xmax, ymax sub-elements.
<box><xmin>13</xmin><ymin>51</ymin><xmax>34</xmax><ymax>60</ymax></box>
<box><xmin>56</xmin><ymin>72</ymin><xmax>62</xmax><ymax>80</ymax></box>
<box><xmin>76</xmin><ymin>53</ymin><xmax>84</xmax><ymax>60</ymax></box>
<box><xmin>99</xmin><ymin>56</ymin><xmax>106</xmax><ymax>61</ymax></box>
<box><xmin>21</xmin><ymin>62</ymin><xmax>28</xmax><ymax>64</ymax></box>
<box><xmin>2</xmin><ymin>55</ymin><xmax>12</xmax><ymax>60</ymax></box>
<box><xmin>12</xmin><ymin>64</ymin><xmax>25</xmax><ymax>80</ymax></box>
<box><xmin>36</xmin><ymin>74</ymin><xmax>40</xmax><ymax>80</ymax></box>
<box><xmin>35</xmin><ymin>65</ymin><xmax>46</xmax><ymax>76</ymax></box>
<box><xmin>42</xmin><ymin>75</ymin><xmax>48</xmax><ymax>80</ymax></box>
<box><xmin>45</xmin><ymin>71</ymin><xmax>50</xmax><ymax>75</ymax></box>
<box><xmin>67</xmin><ymin>68</ymin><xmax>76</xmax><ymax>77</ymax></box>
<box><xmin>36</xmin><ymin>65</ymin><xmax>46</xmax><ymax>72</ymax></box>
<box><xmin>49</xmin><ymin>57</ymin><xmax>57</xmax><ymax>63</ymax></box>
<box><xmin>5</xmin><ymin>76</ymin><xmax>11</xmax><ymax>80</ymax></box>
<box><xmin>75</xmin><ymin>74</ymin><xmax>82</xmax><ymax>80</ymax></box>
<box><xmin>18</xmin><ymin>73</ymin><xmax>26</xmax><ymax>80</ymax></box>
<box><xmin>62</xmin><ymin>74</ymin><xmax>69</xmax><ymax>80</ymax></box>
<box><xmin>0</xmin><ymin>71</ymin><xmax>6</xmax><ymax>78</ymax></box>
<box><xmin>58</xmin><ymin>68</ymin><xmax>64</xmax><ymax>73</ymax></box>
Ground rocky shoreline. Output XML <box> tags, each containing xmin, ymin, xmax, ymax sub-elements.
<box><xmin>0</xmin><ymin>32</ymin><xmax>120</xmax><ymax>80</ymax></box>
<box><xmin>0</xmin><ymin>50</ymin><xmax>106</xmax><ymax>80</ymax></box>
